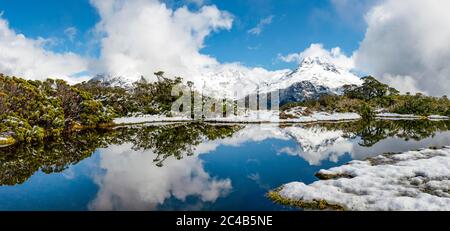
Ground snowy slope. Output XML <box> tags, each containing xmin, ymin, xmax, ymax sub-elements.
<box><xmin>91</xmin><ymin>55</ymin><xmax>363</xmax><ymax>101</ymax></box>
<box><xmin>265</xmin><ymin>56</ymin><xmax>362</xmax><ymax>93</ymax></box>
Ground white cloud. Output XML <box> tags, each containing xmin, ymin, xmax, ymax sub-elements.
<box><xmin>64</xmin><ymin>27</ymin><xmax>78</xmax><ymax>42</ymax></box>
<box><xmin>248</xmin><ymin>15</ymin><xmax>274</xmax><ymax>36</ymax></box>
<box><xmin>330</xmin><ymin>0</ymin><xmax>380</xmax><ymax>29</ymax></box>
<box><xmin>278</xmin><ymin>43</ymin><xmax>355</xmax><ymax>70</ymax></box>
<box><xmin>379</xmin><ymin>74</ymin><xmax>424</xmax><ymax>95</ymax></box>
<box><xmin>354</xmin><ymin>0</ymin><xmax>450</xmax><ymax>96</ymax></box>
<box><xmin>90</xmin><ymin>0</ymin><xmax>233</xmax><ymax>81</ymax></box>
<box><xmin>0</xmin><ymin>17</ymin><xmax>89</xmax><ymax>83</ymax></box>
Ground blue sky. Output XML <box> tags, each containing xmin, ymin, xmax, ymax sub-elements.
<box><xmin>2</xmin><ymin>0</ymin><xmax>447</xmax><ymax>96</ymax></box>
<box><xmin>0</xmin><ymin>0</ymin><xmax>366</xmax><ymax>70</ymax></box>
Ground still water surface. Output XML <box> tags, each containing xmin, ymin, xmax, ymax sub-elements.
<box><xmin>0</xmin><ymin>120</ymin><xmax>449</xmax><ymax>210</ymax></box>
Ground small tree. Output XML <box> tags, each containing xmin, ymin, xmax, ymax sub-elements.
<box><xmin>154</xmin><ymin>71</ymin><xmax>165</xmax><ymax>82</ymax></box>
<box><xmin>358</xmin><ymin>102</ymin><xmax>375</xmax><ymax>121</ymax></box>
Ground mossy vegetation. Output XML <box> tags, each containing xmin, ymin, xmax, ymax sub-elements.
<box><xmin>315</xmin><ymin>172</ymin><xmax>354</xmax><ymax>180</ymax></box>
<box><xmin>282</xmin><ymin>76</ymin><xmax>450</xmax><ymax>119</ymax></box>
<box><xmin>75</xmin><ymin>72</ymin><xmax>183</xmax><ymax>117</ymax></box>
<box><xmin>0</xmin><ymin>74</ymin><xmax>115</xmax><ymax>144</ymax></box>
<box><xmin>2</xmin><ymin>72</ymin><xmax>448</xmax><ymax>145</ymax></box>
<box><xmin>267</xmin><ymin>189</ymin><xmax>345</xmax><ymax>211</ymax></box>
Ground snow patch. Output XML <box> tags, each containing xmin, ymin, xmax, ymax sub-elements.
<box><xmin>428</xmin><ymin>115</ymin><xmax>450</xmax><ymax>120</ymax></box>
<box><xmin>114</xmin><ymin>111</ymin><xmax>360</xmax><ymax>124</ymax></box>
<box><xmin>113</xmin><ymin>115</ymin><xmax>192</xmax><ymax>124</ymax></box>
<box><xmin>276</xmin><ymin>147</ymin><xmax>450</xmax><ymax>211</ymax></box>
<box><xmin>376</xmin><ymin>113</ymin><xmax>422</xmax><ymax>119</ymax></box>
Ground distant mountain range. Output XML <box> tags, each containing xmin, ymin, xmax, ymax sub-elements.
<box><xmin>91</xmin><ymin>56</ymin><xmax>363</xmax><ymax>104</ymax></box>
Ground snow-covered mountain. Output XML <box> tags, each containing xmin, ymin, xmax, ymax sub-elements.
<box><xmin>91</xmin><ymin>55</ymin><xmax>363</xmax><ymax>103</ymax></box>
<box><xmin>272</xmin><ymin>56</ymin><xmax>363</xmax><ymax>104</ymax></box>
<box><xmin>90</xmin><ymin>74</ymin><xmax>140</xmax><ymax>88</ymax></box>
<box><xmin>268</xmin><ymin>56</ymin><xmax>362</xmax><ymax>92</ymax></box>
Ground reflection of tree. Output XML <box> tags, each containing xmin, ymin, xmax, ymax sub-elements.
<box><xmin>0</xmin><ymin>129</ymin><xmax>117</xmax><ymax>185</ymax></box>
<box><xmin>0</xmin><ymin>124</ymin><xmax>241</xmax><ymax>186</ymax></box>
<box><xmin>115</xmin><ymin>123</ymin><xmax>241</xmax><ymax>167</ymax></box>
<box><xmin>320</xmin><ymin>120</ymin><xmax>450</xmax><ymax>147</ymax></box>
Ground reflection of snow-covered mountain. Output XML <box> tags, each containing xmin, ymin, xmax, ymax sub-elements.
<box><xmin>195</xmin><ymin>125</ymin><xmax>450</xmax><ymax>166</ymax></box>
<box><xmin>283</xmin><ymin>126</ymin><xmax>347</xmax><ymax>153</ymax></box>
<box><xmin>93</xmin><ymin>55</ymin><xmax>362</xmax><ymax>102</ymax></box>
<box><xmin>278</xmin><ymin>126</ymin><xmax>353</xmax><ymax>165</ymax></box>
<box><xmin>194</xmin><ymin>125</ymin><xmax>353</xmax><ymax>165</ymax></box>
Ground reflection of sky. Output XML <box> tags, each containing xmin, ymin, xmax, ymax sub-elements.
<box><xmin>188</xmin><ymin>139</ymin><xmax>351</xmax><ymax>211</ymax></box>
<box><xmin>1</xmin><ymin>125</ymin><xmax>450</xmax><ymax>211</ymax></box>
<box><xmin>89</xmin><ymin>143</ymin><xmax>232</xmax><ymax>211</ymax></box>
<box><xmin>0</xmin><ymin>152</ymin><xmax>100</xmax><ymax>211</ymax></box>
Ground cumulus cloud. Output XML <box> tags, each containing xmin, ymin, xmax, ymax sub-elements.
<box><xmin>0</xmin><ymin>17</ymin><xmax>89</xmax><ymax>83</ymax></box>
<box><xmin>278</xmin><ymin>43</ymin><xmax>355</xmax><ymax>70</ymax></box>
<box><xmin>90</xmin><ymin>0</ymin><xmax>233</xmax><ymax>81</ymax></box>
<box><xmin>354</xmin><ymin>0</ymin><xmax>450</xmax><ymax>96</ymax></box>
<box><xmin>248</xmin><ymin>15</ymin><xmax>274</xmax><ymax>36</ymax></box>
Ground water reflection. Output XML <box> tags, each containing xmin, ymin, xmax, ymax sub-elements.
<box><xmin>0</xmin><ymin>123</ymin><xmax>240</xmax><ymax>186</ymax></box>
<box><xmin>0</xmin><ymin>120</ymin><xmax>449</xmax><ymax>210</ymax></box>
<box><xmin>0</xmin><ymin>131</ymin><xmax>115</xmax><ymax>186</ymax></box>
<box><xmin>278</xmin><ymin>120</ymin><xmax>450</xmax><ymax>164</ymax></box>
<box><xmin>90</xmin><ymin>143</ymin><xmax>232</xmax><ymax>210</ymax></box>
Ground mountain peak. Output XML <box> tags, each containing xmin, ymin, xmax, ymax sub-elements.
<box><xmin>298</xmin><ymin>56</ymin><xmax>342</xmax><ymax>74</ymax></box>
<box><xmin>301</xmin><ymin>56</ymin><xmax>330</xmax><ymax>66</ymax></box>
<box><xmin>266</xmin><ymin>55</ymin><xmax>362</xmax><ymax>94</ymax></box>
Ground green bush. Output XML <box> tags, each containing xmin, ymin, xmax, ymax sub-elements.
<box><xmin>0</xmin><ymin>74</ymin><xmax>115</xmax><ymax>143</ymax></box>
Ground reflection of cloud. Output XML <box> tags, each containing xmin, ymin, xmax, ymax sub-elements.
<box><xmin>277</xmin><ymin>126</ymin><xmax>450</xmax><ymax>165</ymax></box>
<box><xmin>279</xmin><ymin>126</ymin><xmax>353</xmax><ymax>165</ymax></box>
<box><xmin>89</xmin><ymin>143</ymin><xmax>231</xmax><ymax>211</ymax></box>
<box><xmin>247</xmin><ymin>173</ymin><xmax>271</xmax><ymax>190</ymax></box>
<box><xmin>62</xmin><ymin>167</ymin><xmax>76</xmax><ymax>180</ymax></box>
<box><xmin>194</xmin><ymin>125</ymin><xmax>289</xmax><ymax>155</ymax></box>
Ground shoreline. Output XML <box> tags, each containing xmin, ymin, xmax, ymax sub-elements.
<box><xmin>2</xmin><ymin>113</ymin><xmax>449</xmax><ymax>148</ymax></box>
<box><xmin>269</xmin><ymin>146</ymin><xmax>450</xmax><ymax>211</ymax></box>
<box><xmin>113</xmin><ymin>113</ymin><xmax>449</xmax><ymax>126</ymax></box>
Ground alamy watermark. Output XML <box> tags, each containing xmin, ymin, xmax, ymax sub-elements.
<box><xmin>170</xmin><ymin>82</ymin><xmax>281</xmax><ymax>122</ymax></box>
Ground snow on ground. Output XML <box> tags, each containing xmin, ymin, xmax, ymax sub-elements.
<box><xmin>114</xmin><ymin>111</ymin><xmax>361</xmax><ymax>124</ymax></box>
<box><xmin>376</xmin><ymin>113</ymin><xmax>449</xmax><ymax>121</ymax></box>
<box><xmin>206</xmin><ymin>111</ymin><xmax>360</xmax><ymax>123</ymax></box>
<box><xmin>113</xmin><ymin>115</ymin><xmax>192</xmax><ymax>124</ymax></box>
<box><xmin>376</xmin><ymin>113</ymin><xmax>422</xmax><ymax>119</ymax></box>
<box><xmin>114</xmin><ymin>110</ymin><xmax>448</xmax><ymax>125</ymax></box>
<box><xmin>275</xmin><ymin>147</ymin><xmax>450</xmax><ymax>211</ymax></box>
<box><xmin>305</xmin><ymin>112</ymin><xmax>361</xmax><ymax>122</ymax></box>
<box><xmin>428</xmin><ymin>115</ymin><xmax>450</xmax><ymax>120</ymax></box>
